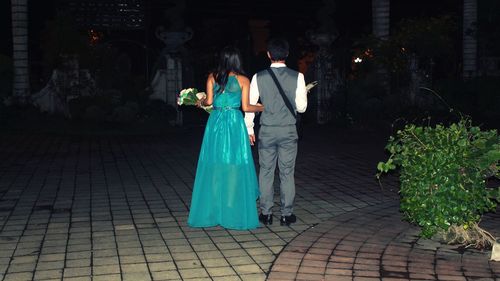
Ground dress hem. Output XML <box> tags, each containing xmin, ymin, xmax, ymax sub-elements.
<box><xmin>187</xmin><ymin>223</ymin><xmax>260</xmax><ymax>231</ymax></box>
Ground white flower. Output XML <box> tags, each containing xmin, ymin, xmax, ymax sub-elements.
<box><xmin>196</xmin><ymin>92</ymin><xmax>207</xmax><ymax>100</ymax></box>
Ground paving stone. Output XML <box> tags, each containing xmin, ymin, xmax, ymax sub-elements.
<box><xmin>240</xmin><ymin>273</ymin><xmax>266</xmax><ymax>281</ymax></box>
<box><xmin>120</xmin><ymin>255</ymin><xmax>146</xmax><ymax>264</ymax></box>
<box><xmin>33</xmin><ymin>269</ymin><xmax>63</xmax><ymax>280</ymax></box>
<box><xmin>150</xmin><ymin>270</ymin><xmax>182</xmax><ymax>280</ymax></box>
<box><xmin>201</xmin><ymin>258</ymin><xmax>230</xmax><ymax>268</ymax></box>
<box><xmin>171</xmin><ymin>252</ymin><xmax>198</xmax><ymax>261</ymax></box>
<box><xmin>7</xmin><ymin>262</ymin><xmax>36</xmax><ymax>273</ymax></box>
<box><xmin>122</xmin><ymin>272</ymin><xmax>152</xmax><ymax>281</ymax></box>
<box><xmin>93</xmin><ymin>274</ymin><xmax>121</xmax><ymax>281</ymax></box>
<box><xmin>233</xmin><ymin>264</ymin><xmax>263</xmax><ymax>274</ymax></box>
<box><xmin>93</xmin><ymin>256</ymin><xmax>119</xmax><ymax>265</ymax></box>
<box><xmin>179</xmin><ymin>268</ymin><xmax>209</xmax><ymax>279</ymax></box>
<box><xmin>197</xmin><ymin>250</ymin><xmax>224</xmax><ymax>259</ymax></box>
<box><xmin>65</xmin><ymin>258</ymin><xmax>91</xmax><ymax>268</ymax></box>
<box><xmin>38</xmin><ymin>253</ymin><xmax>65</xmax><ymax>262</ymax></box>
<box><xmin>62</xmin><ymin>266</ymin><xmax>91</xmax><ymax>278</ymax></box>
<box><xmin>206</xmin><ymin>266</ymin><xmax>237</xmax><ymax>277</ymax></box>
<box><xmin>35</xmin><ymin>260</ymin><xmax>65</xmax><ymax>271</ymax></box>
<box><xmin>1</xmin><ymin>130</ymin><xmax>498</xmax><ymax>281</ymax></box>
<box><xmin>3</xmin><ymin>272</ymin><xmax>34</xmax><ymax>281</ymax></box>
<box><xmin>93</xmin><ymin>264</ymin><xmax>121</xmax><ymax>275</ymax></box>
<box><xmin>251</xmin><ymin>254</ymin><xmax>276</xmax><ymax>264</ymax></box>
<box><xmin>121</xmin><ymin>262</ymin><xmax>150</xmax><ymax>274</ymax></box>
<box><xmin>146</xmin><ymin>253</ymin><xmax>172</xmax><ymax>263</ymax></box>
<box><xmin>176</xmin><ymin>259</ymin><xmax>203</xmax><ymax>269</ymax></box>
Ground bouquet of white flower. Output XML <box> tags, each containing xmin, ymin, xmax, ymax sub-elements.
<box><xmin>177</xmin><ymin>88</ymin><xmax>213</xmax><ymax>114</ymax></box>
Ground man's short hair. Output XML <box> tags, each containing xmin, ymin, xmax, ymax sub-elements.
<box><xmin>267</xmin><ymin>37</ymin><xmax>289</xmax><ymax>61</ymax></box>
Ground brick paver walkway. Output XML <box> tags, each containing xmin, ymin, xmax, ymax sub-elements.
<box><xmin>0</xmin><ymin>126</ymin><xmax>498</xmax><ymax>281</ymax></box>
<box><xmin>268</xmin><ymin>202</ymin><xmax>500</xmax><ymax>281</ymax></box>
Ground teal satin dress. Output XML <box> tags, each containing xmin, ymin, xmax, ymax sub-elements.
<box><xmin>187</xmin><ymin>76</ymin><xmax>260</xmax><ymax>230</ymax></box>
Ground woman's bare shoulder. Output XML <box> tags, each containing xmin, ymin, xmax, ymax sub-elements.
<box><xmin>236</xmin><ymin>74</ymin><xmax>250</xmax><ymax>85</ymax></box>
<box><xmin>206</xmin><ymin>73</ymin><xmax>215</xmax><ymax>84</ymax></box>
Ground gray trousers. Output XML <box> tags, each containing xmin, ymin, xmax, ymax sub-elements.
<box><xmin>258</xmin><ymin>125</ymin><xmax>298</xmax><ymax>216</ymax></box>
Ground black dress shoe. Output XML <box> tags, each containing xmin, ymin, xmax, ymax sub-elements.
<box><xmin>280</xmin><ymin>214</ymin><xmax>297</xmax><ymax>226</ymax></box>
<box><xmin>259</xmin><ymin>214</ymin><xmax>273</xmax><ymax>225</ymax></box>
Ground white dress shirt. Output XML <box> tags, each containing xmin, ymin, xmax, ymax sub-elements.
<box><xmin>244</xmin><ymin>63</ymin><xmax>308</xmax><ymax>135</ymax></box>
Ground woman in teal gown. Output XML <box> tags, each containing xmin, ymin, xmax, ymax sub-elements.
<box><xmin>187</xmin><ymin>46</ymin><xmax>264</xmax><ymax>230</ymax></box>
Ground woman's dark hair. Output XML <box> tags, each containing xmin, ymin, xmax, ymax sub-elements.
<box><xmin>214</xmin><ymin>46</ymin><xmax>245</xmax><ymax>93</ymax></box>
<box><xmin>267</xmin><ymin>37</ymin><xmax>289</xmax><ymax>61</ymax></box>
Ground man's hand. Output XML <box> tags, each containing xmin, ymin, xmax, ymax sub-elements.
<box><xmin>306</xmin><ymin>81</ymin><xmax>318</xmax><ymax>93</ymax></box>
<box><xmin>249</xmin><ymin>134</ymin><xmax>256</xmax><ymax>146</ymax></box>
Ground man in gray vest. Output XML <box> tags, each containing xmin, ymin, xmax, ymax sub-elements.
<box><xmin>245</xmin><ymin>37</ymin><xmax>308</xmax><ymax>226</ymax></box>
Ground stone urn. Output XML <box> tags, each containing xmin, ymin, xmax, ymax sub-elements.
<box><xmin>308</xmin><ymin>32</ymin><xmax>337</xmax><ymax>50</ymax></box>
<box><xmin>155</xmin><ymin>26</ymin><xmax>193</xmax><ymax>53</ymax></box>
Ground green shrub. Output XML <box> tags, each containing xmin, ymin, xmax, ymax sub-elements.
<box><xmin>377</xmin><ymin>118</ymin><xmax>500</xmax><ymax>241</ymax></box>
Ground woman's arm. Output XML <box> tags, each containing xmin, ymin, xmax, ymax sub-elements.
<box><xmin>197</xmin><ymin>73</ymin><xmax>214</xmax><ymax>107</ymax></box>
<box><xmin>240</xmin><ymin>76</ymin><xmax>264</xmax><ymax>112</ymax></box>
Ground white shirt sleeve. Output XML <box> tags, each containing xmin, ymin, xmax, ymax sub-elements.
<box><xmin>295</xmin><ymin>73</ymin><xmax>307</xmax><ymax>113</ymax></box>
<box><xmin>244</xmin><ymin>74</ymin><xmax>260</xmax><ymax>135</ymax></box>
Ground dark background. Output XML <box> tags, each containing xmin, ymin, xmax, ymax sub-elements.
<box><xmin>1</xmin><ymin>0</ymin><xmax>499</xmax><ymax>130</ymax></box>
<box><xmin>0</xmin><ymin>0</ymin><xmax>463</xmax><ymax>81</ymax></box>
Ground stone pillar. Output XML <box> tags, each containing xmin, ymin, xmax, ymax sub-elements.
<box><xmin>462</xmin><ymin>0</ymin><xmax>477</xmax><ymax>79</ymax></box>
<box><xmin>11</xmin><ymin>0</ymin><xmax>30</xmax><ymax>102</ymax></box>
<box><xmin>150</xmin><ymin>26</ymin><xmax>193</xmax><ymax>126</ymax></box>
<box><xmin>307</xmin><ymin>0</ymin><xmax>341</xmax><ymax>124</ymax></box>
<box><xmin>166</xmin><ymin>54</ymin><xmax>183</xmax><ymax>126</ymax></box>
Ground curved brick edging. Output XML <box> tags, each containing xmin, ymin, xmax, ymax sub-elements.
<box><xmin>267</xmin><ymin>202</ymin><xmax>500</xmax><ymax>281</ymax></box>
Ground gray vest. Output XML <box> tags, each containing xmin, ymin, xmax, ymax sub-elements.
<box><xmin>257</xmin><ymin>67</ymin><xmax>299</xmax><ymax>126</ymax></box>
